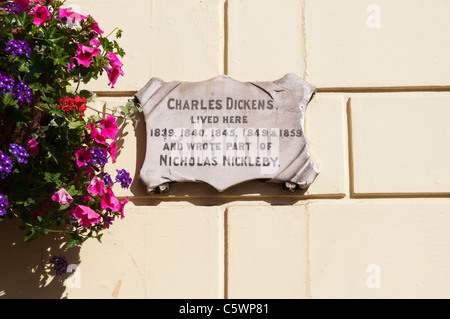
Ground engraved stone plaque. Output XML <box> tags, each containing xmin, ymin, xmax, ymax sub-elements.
<box><xmin>135</xmin><ymin>73</ymin><xmax>319</xmax><ymax>193</ymax></box>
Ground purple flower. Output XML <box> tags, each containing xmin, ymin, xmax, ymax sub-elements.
<box><xmin>0</xmin><ymin>72</ymin><xmax>15</xmax><ymax>94</ymax></box>
<box><xmin>0</xmin><ymin>72</ymin><xmax>33</xmax><ymax>105</ymax></box>
<box><xmin>2</xmin><ymin>0</ymin><xmax>30</xmax><ymax>13</ymax></box>
<box><xmin>12</xmin><ymin>80</ymin><xmax>33</xmax><ymax>105</ymax></box>
<box><xmin>104</xmin><ymin>216</ymin><xmax>114</xmax><ymax>229</ymax></box>
<box><xmin>9</xmin><ymin>143</ymin><xmax>29</xmax><ymax>164</ymax></box>
<box><xmin>49</xmin><ymin>255</ymin><xmax>68</xmax><ymax>276</ymax></box>
<box><xmin>3</xmin><ymin>3</ymin><xmax>22</xmax><ymax>14</ymax></box>
<box><xmin>89</xmin><ymin>148</ymin><xmax>107</xmax><ymax>168</ymax></box>
<box><xmin>0</xmin><ymin>194</ymin><xmax>9</xmax><ymax>216</ymax></box>
<box><xmin>0</xmin><ymin>152</ymin><xmax>13</xmax><ymax>179</ymax></box>
<box><xmin>14</xmin><ymin>0</ymin><xmax>31</xmax><ymax>12</ymax></box>
<box><xmin>5</xmin><ymin>39</ymin><xmax>32</xmax><ymax>58</ymax></box>
<box><xmin>98</xmin><ymin>172</ymin><xmax>113</xmax><ymax>186</ymax></box>
<box><xmin>115</xmin><ymin>169</ymin><xmax>132</xmax><ymax>189</ymax></box>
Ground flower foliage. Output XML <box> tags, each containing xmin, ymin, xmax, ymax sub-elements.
<box><xmin>0</xmin><ymin>0</ymin><xmax>138</xmax><ymax>248</ymax></box>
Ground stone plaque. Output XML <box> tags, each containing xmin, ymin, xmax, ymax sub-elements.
<box><xmin>135</xmin><ymin>73</ymin><xmax>319</xmax><ymax>193</ymax></box>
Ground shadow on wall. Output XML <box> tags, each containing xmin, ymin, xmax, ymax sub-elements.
<box><xmin>0</xmin><ymin>218</ymin><xmax>80</xmax><ymax>299</ymax></box>
<box><xmin>130</xmin><ymin>110</ymin><xmax>147</xmax><ymax>197</ymax></box>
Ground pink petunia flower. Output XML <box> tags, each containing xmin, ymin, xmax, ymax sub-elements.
<box><xmin>75</xmin><ymin>148</ymin><xmax>92</xmax><ymax>167</ymax></box>
<box><xmin>108</xmin><ymin>52</ymin><xmax>123</xmax><ymax>69</ymax></box>
<box><xmin>83</xmin><ymin>195</ymin><xmax>93</xmax><ymax>203</ymax></box>
<box><xmin>52</xmin><ymin>188</ymin><xmax>73</xmax><ymax>205</ymax></box>
<box><xmin>82</xmin><ymin>166</ymin><xmax>95</xmax><ymax>176</ymax></box>
<box><xmin>87</xmin><ymin>176</ymin><xmax>105</xmax><ymax>196</ymax></box>
<box><xmin>72</xmin><ymin>43</ymin><xmax>101</xmax><ymax>68</ymax></box>
<box><xmin>28</xmin><ymin>5</ymin><xmax>51</xmax><ymax>26</ymax></box>
<box><xmin>72</xmin><ymin>205</ymin><xmax>101</xmax><ymax>227</ymax></box>
<box><xmin>59</xmin><ymin>8</ymin><xmax>87</xmax><ymax>23</ymax></box>
<box><xmin>89</xmin><ymin>38</ymin><xmax>101</xmax><ymax>48</ymax></box>
<box><xmin>87</xmin><ymin>123</ymin><xmax>106</xmax><ymax>145</ymax></box>
<box><xmin>101</xmin><ymin>186</ymin><xmax>121</xmax><ymax>211</ymax></box>
<box><xmin>118</xmin><ymin>196</ymin><xmax>129</xmax><ymax>219</ymax></box>
<box><xmin>27</xmin><ymin>138</ymin><xmax>39</xmax><ymax>157</ymax></box>
<box><xmin>99</xmin><ymin>115</ymin><xmax>119</xmax><ymax>140</ymax></box>
<box><xmin>90</xmin><ymin>21</ymin><xmax>104</xmax><ymax>36</ymax></box>
<box><xmin>100</xmin><ymin>188</ymin><xmax>128</xmax><ymax>219</ymax></box>
<box><xmin>107</xmin><ymin>140</ymin><xmax>117</xmax><ymax>163</ymax></box>
<box><xmin>104</xmin><ymin>52</ymin><xmax>124</xmax><ymax>88</ymax></box>
<box><xmin>105</xmin><ymin>66</ymin><xmax>124</xmax><ymax>89</ymax></box>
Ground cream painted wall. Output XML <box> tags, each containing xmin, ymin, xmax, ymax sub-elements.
<box><xmin>1</xmin><ymin>0</ymin><xmax>450</xmax><ymax>299</ymax></box>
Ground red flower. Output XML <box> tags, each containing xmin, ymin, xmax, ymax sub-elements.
<box><xmin>74</xmin><ymin>96</ymin><xmax>87</xmax><ymax>118</ymax></box>
<box><xmin>57</xmin><ymin>96</ymin><xmax>87</xmax><ymax>118</ymax></box>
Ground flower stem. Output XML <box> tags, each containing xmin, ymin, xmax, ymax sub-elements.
<box><xmin>20</xmin><ymin>218</ymin><xmax>71</xmax><ymax>234</ymax></box>
<box><xmin>73</xmin><ymin>65</ymin><xmax>81</xmax><ymax>95</ymax></box>
<box><xmin>86</xmin><ymin>105</ymin><xmax>127</xmax><ymax>120</ymax></box>
<box><xmin>104</xmin><ymin>27</ymin><xmax>119</xmax><ymax>39</ymax></box>
<box><xmin>41</xmin><ymin>237</ymin><xmax>45</xmax><ymax>269</ymax></box>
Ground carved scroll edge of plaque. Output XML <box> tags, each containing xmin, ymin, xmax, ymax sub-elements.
<box><xmin>272</xmin><ymin>73</ymin><xmax>320</xmax><ymax>192</ymax></box>
<box><xmin>135</xmin><ymin>73</ymin><xmax>320</xmax><ymax>194</ymax></box>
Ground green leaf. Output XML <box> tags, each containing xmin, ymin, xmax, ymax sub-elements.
<box><xmin>119</xmin><ymin>105</ymin><xmax>128</xmax><ymax>114</ymax></box>
<box><xmin>24</xmin><ymin>198</ymin><xmax>36</xmax><ymax>208</ymax></box>
<box><xmin>67</xmin><ymin>184</ymin><xmax>79</xmax><ymax>197</ymax></box>
<box><xmin>66</xmin><ymin>85</ymin><xmax>76</xmax><ymax>95</ymax></box>
<box><xmin>46</xmin><ymin>28</ymin><xmax>64</xmax><ymax>45</ymax></box>
<box><xmin>68</xmin><ymin>120</ymin><xmax>85</xmax><ymax>129</ymax></box>
<box><xmin>44</xmin><ymin>172</ymin><xmax>61</xmax><ymax>185</ymax></box>
<box><xmin>19</xmin><ymin>64</ymin><xmax>30</xmax><ymax>73</ymax></box>
<box><xmin>99</xmin><ymin>37</ymin><xmax>113</xmax><ymax>52</ymax></box>
<box><xmin>96</xmin><ymin>234</ymin><xmax>103</xmax><ymax>243</ymax></box>
<box><xmin>67</xmin><ymin>233</ymin><xmax>83</xmax><ymax>249</ymax></box>
<box><xmin>44</xmin><ymin>172</ymin><xmax>52</xmax><ymax>182</ymax></box>
<box><xmin>2</xmin><ymin>91</ymin><xmax>13</xmax><ymax>106</ymax></box>
<box><xmin>66</xmin><ymin>237</ymin><xmax>79</xmax><ymax>249</ymax></box>
<box><xmin>14</xmin><ymin>11</ymin><xmax>31</xmax><ymax>29</ymax></box>
<box><xmin>49</xmin><ymin>119</ymin><xmax>59</xmax><ymax>127</ymax></box>
<box><xmin>78</xmin><ymin>89</ymin><xmax>92</xmax><ymax>100</ymax></box>
<box><xmin>24</xmin><ymin>227</ymin><xmax>36</xmax><ymax>243</ymax></box>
